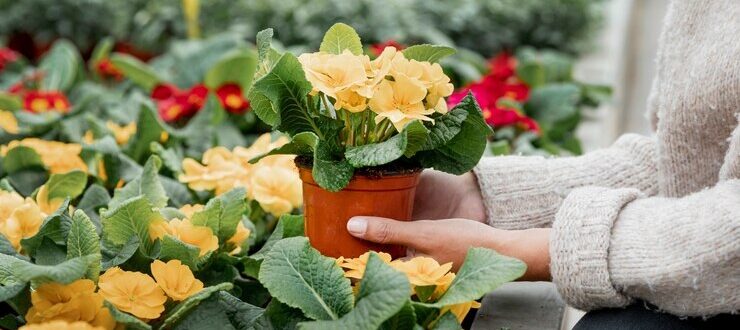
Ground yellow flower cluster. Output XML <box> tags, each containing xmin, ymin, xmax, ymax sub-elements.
<box><xmin>24</xmin><ymin>279</ymin><xmax>115</xmax><ymax>330</ymax></box>
<box><xmin>149</xmin><ymin>204</ymin><xmax>250</xmax><ymax>256</ymax></box>
<box><xmin>179</xmin><ymin>133</ymin><xmax>302</xmax><ymax>217</ymax></box>
<box><xmin>20</xmin><ymin>320</ymin><xmax>105</xmax><ymax>330</ymax></box>
<box><xmin>0</xmin><ymin>110</ymin><xmax>19</xmax><ymax>134</ymax></box>
<box><xmin>0</xmin><ymin>190</ymin><xmax>47</xmax><ymax>252</ymax></box>
<box><xmin>105</xmin><ymin>121</ymin><xmax>137</xmax><ymax>145</ymax></box>
<box><xmin>1</xmin><ymin>138</ymin><xmax>88</xmax><ymax>174</ymax></box>
<box><xmin>98</xmin><ymin>260</ymin><xmax>204</xmax><ymax>320</ymax></box>
<box><xmin>298</xmin><ymin>47</ymin><xmax>454</xmax><ymax>131</ymax></box>
<box><xmin>337</xmin><ymin>252</ymin><xmax>480</xmax><ymax>323</ymax></box>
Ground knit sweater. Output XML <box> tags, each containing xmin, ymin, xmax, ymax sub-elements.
<box><xmin>474</xmin><ymin>1</ymin><xmax>739</xmax><ymax>317</ymax></box>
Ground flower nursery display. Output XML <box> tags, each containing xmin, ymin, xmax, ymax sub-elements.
<box><xmin>0</xmin><ymin>23</ymin><xmax>529</xmax><ymax>330</ymax></box>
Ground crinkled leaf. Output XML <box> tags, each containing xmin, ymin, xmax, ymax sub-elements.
<box><xmin>2</xmin><ymin>146</ymin><xmax>44</xmax><ymax>174</ymax></box>
<box><xmin>33</xmin><ymin>238</ymin><xmax>66</xmax><ymax>266</ymax></box>
<box><xmin>258</xmin><ymin>237</ymin><xmax>353</xmax><ymax>321</ymax></box>
<box><xmin>190</xmin><ymin>188</ymin><xmax>247</xmax><ymax>241</ymax></box>
<box><xmin>101</xmin><ymin>235</ymin><xmax>139</xmax><ymax>270</ymax></box>
<box><xmin>320</xmin><ymin>23</ymin><xmax>363</xmax><ymax>55</ymax></box>
<box><xmin>105</xmin><ymin>301</ymin><xmax>152</xmax><ymax>330</ymax></box>
<box><xmin>300</xmin><ymin>253</ymin><xmax>411</xmax><ymax>329</ymax></box>
<box><xmin>126</xmin><ymin>104</ymin><xmax>168</xmax><ymax>163</ymax></box>
<box><xmin>170</xmin><ymin>291</ymin><xmax>264</xmax><ymax>330</ymax></box>
<box><xmin>2</xmin><ymin>253</ymin><xmax>99</xmax><ymax>285</ymax></box>
<box><xmin>159</xmin><ymin>235</ymin><xmax>202</xmax><ymax>270</ymax></box>
<box><xmin>43</xmin><ymin>170</ymin><xmax>87</xmax><ymax>201</ymax></box>
<box><xmin>249</xmin><ymin>90</ymin><xmax>279</xmax><ymax>126</ymax></box>
<box><xmin>432</xmin><ymin>312</ymin><xmax>462</xmax><ymax>330</ymax></box>
<box><xmin>249</xmin><ymin>214</ymin><xmax>304</xmax><ymax>261</ymax></box>
<box><xmin>161</xmin><ymin>282</ymin><xmax>233</xmax><ymax>329</ymax></box>
<box><xmin>101</xmin><ymin>196</ymin><xmax>163</xmax><ymax>256</ymax></box>
<box><xmin>0</xmin><ymin>283</ymin><xmax>25</xmax><ymax>302</ymax></box>
<box><xmin>76</xmin><ymin>184</ymin><xmax>111</xmax><ymax>232</ymax></box>
<box><xmin>110</xmin><ymin>53</ymin><xmax>162</xmax><ymax>91</ymax></box>
<box><xmin>39</xmin><ymin>40</ymin><xmax>80</xmax><ymax>91</ymax></box>
<box><xmin>402</xmin><ymin>45</ymin><xmax>456</xmax><ymax>63</ymax></box>
<box><xmin>255</xmin><ymin>28</ymin><xmax>282</xmax><ymax>80</ymax></box>
<box><xmin>66</xmin><ymin>210</ymin><xmax>101</xmax><ymax>280</ymax></box>
<box><xmin>254</xmin><ymin>299</ymin><xmax>309</xmax><ymax>330</ymax></box>
<box><xmin>150</xmin><ymin>142</ymin><xmax>183</xmax><ymax>173</ymax></box>
<box><xmin>250</xmin><ymin>132</ymin><xmax>318</xmax><ymax>164</ymax></box>
<box><xmin>20</xmin><ymin>199</ymin><xmax>71</xmax><ymax>258</ymax></box>
<box><xmin>345</xmin><ymin>120</ymin><xmax>428</xmax><ymax>167</ymax></box>
<box><xmin>380</xmin><ymin>301</ymin><xmax>417</xmax><ymax>330</ymax></box>
<box><xmin>524</xmin><ymin>83</ymin><xmax>581</xmax><ymax>125</ymax></box>
<box><xmin>312</xmin><ymin>141</ymin><xmax>353</xmax><ymax>192</ymax></box>
<box><xmin>430</xmin><ymin>248</ymin><xmax>526</xmax><ymax>307</ymax></box>
<box><xmin>109</xmin><ymin>156</ymin><xmax>167</xmax><ymax>209</ymax></box>
<box><xmin>421</xmin><ymin>110</ymin><xmax>467</xmax><ymax>151</ymax></box>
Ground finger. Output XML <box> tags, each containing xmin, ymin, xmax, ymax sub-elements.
<box><xmin>346</xmin><ymin>216</ymin><xmax>426</xmax><ymax>247</ymax></box>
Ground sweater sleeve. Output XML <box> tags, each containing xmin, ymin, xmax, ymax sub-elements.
<box><xmin>473</xmin><ymin>134</ymin><xmax>658</xmax><ymax>229</ymax></box>
<box><xmin>550</xmin><ymin>180</ymin><xmax>740</xmax><ymax>316</ymax></box>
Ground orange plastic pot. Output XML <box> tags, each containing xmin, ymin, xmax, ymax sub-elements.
<box><xmin>298</xmin><ymin>166</ymin><xmax>421</xmax><ymax>259</ymax></box>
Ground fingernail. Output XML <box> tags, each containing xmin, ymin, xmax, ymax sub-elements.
<box><xmin>347</xmin><ymin>217</ymin><xmax>368</xmax><ymax>236</ymax></box>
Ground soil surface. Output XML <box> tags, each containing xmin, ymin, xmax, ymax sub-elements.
<box><xmin>295</xmin><ymin>155</ymin><xmax>422</xmax><ymax>179</ymax></box>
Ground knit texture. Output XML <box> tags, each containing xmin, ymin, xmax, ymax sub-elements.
<box><xmin>474</xmin><ymin>0</ymin><xmax>740</xmax><ymax>317</ymax></box>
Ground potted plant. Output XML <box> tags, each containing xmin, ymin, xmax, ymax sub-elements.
<box><xmin>250</xmin><ymin>24</ymin><xmax>491</xmax><ymax>258</ymax></box>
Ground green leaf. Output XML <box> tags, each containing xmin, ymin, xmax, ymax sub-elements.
<box><xmin>248</xmin><ymin>90</ymin><xmax>279</xmax><ymax>126</ymax></box>
<box><xmin>38</xmin><ymin>40</ymin><xmax>80</xmax><ymax>91</ymax></box>
<box><xmin>0</xmin><ymin>283</ymin><xmax>25</xmax><ymax>302</ymax></box>
<box><xmin>34</xmin><ymin>238</ymin><xmax>67</xmax><ymax>265</ymax></box>
<box><xmin>170</xmin><ymin>291</ymin><xmax>264</xmax><ymax>330</ymax></box>
<box><xmin>21</xmin><ymin>200</ymin><xmax>71</xmax><ymax>258</ymax></box>
<box><xmin>0</xmin><ymin>92</ymin><xmax>22</xmax><ymax>111</ymax></box>
<box><xmin>2</xmin><ymin>146</ymin><xmax>44</xmax><ymax>174</ymax></box>
<box><xmin>312</xmin><ymin>141</ymin><xmax>354</xmax><ymax>192</ymax></box>
<box><xmin>254</xmin><ymin>299</ymin><xmax>309</xmax><ymax>330</ymax></box>
<box><xmin>6</xmin><ymin>169</ymin><xmax>48</xmax><ymax>197</ymax></box>
<box><xmin>1</xmin><ymin>253</ymin><xmax>99</xmax><ymax>285</ymax></box>
<box><xmin>249</xmin><ymin>214</ymin><xmax>304</xmax><ymax>261</ymax></box>
<box><xmin>101</xmin><ymin>196</ymin><xmax>164</xmax><ymax>256</ymax></box>
<box><xmin>109</xmin><ymin>156</ymin><xmax>167</xmax><ymax>209</ymax></box>
<box><xmin>430</xmin><ymin>248</ymin><xmax>526</xmax><ymax>307</ymax></box>
<box><xmin>258</xmin><ymin>237</ymin><xmax>353</xmax><ymax>321</ymax></box>
<box><xmin>402</xmin><ymin>45</ymin><xmax>456</xmax><ymax>63</ymax></box>
<box><xmin>524</xmin><ymin>83</ymin><xmax>581</xmax><ymax>125</ymax></box>
<box><xmin>252</xmin><ymin>53</ymin><xmax>321</xmax><ymax>137</ymax></box>
<box><xmin>300</xmin><ymin>253</ymin><xmax>411</xmax><ymax>330</ymax></box>
<box><xmin>105</xmin><ymin>301</ymin><xmax>152</xmax><ymax>330</ymax></box>
<box><xmin>161</xmin><ymin>282</ymin><xmax>234</xmax><ymax>329</ymax></box>
<box><xmin>421</xmin><ymin>110</ymin><xmax>467</xmax><ymax>151</ymax></box>
<box><xmin>110</xmin><ymin>53</ymin><xmax>163</xmax><ymax>91</ymax></box>
<box><xmin>250</xmin><ymin>132</ymin><xmax>318</xmax><ymax>164</ymax></box>
<box><xmin>150</xmin><ymin>142</ymin><xmax>183</xmax><ymax>173</ymax></box>
<box><xmin>126</xmin><ymin>104</ymin><xmax>168</xmax><ymax>163</ymax></box>
<box><xmin>101</xmin><ymin>235</ymin><xmax>139</xmax><ymax>269</ymax></box>
<box><xmin>76</xmin><ymin>184</ymin><xmax>111</xmax><ymax>232</ymax></box>
<box><xmin>159</xmin><ymin>235</ymin><xmax>203</xmax><ymax>270</ymax></box>
<box><xmin>89</xmin><ymin>37</ymin><xmax>115</xmax><ymax>71</ymax></box>
<box><xmin>320</xmin><ymin>23</ymin><xmax>363</xmax><ymax>55</ymax></box>
<box><xmin>190</xmin><ymin>188</ymin><xmax>247</xmax><ymax>242</ymax></box>
<box><xmin>66</xmin><ymin>210</ymin><xmax>101</xmax><ymax>280</ymax></box>
<box><xmin>345</xmin><ymin>121</ymin><xmax>428</xmax><ymax>167</ymax></box>
<box><xmin>43</xmin><ymin>171</ymin><xmax>87</xmax><ymax>201</ymax></box>
<box><xmin>515</xmin><ymin>48</ymin><xmax>573</xmax><ymax>88</ymax></box>
<box><xmin>416</xmin><ymin>94</ymin><xmax>491</xmax><ymax>174</ymax></box>
<box><xmin>205</xmin><ymin>50</ymin><xmax>258</xmax><ymax>90</ymax></box>
<box><xmin>0</xmin><ymin>178</ymin><xmax>15</xmax><ymax>192</ymax></box>
<box><xmin>255</xmin><ymin>28</ymin><xmax>283</xmax><ymax>80</ymax></box>
<box><xmin>432</xmin><ymin>312</ymin><xmax>462</xmax><ymax>330</ymax></box>
<box><xmin>380</xmin><ymin>301</ymin><xmax>417</xmax><ymax>330</ymax></box>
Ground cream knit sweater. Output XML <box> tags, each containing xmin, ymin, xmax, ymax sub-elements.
<box><xmin>474</xmin><ymin>1</ymin><xmax>739</xmax><ymax>317</ymax></box>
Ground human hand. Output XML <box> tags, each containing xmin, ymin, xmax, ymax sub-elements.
<box><xmin>412</xmin><ymin>170</ymin><xmax>487</xmax><ymax>222</ymax></box>
<box><xmin>346</xmin><ymin>216</ymin><xmax>551</xmax><ymax>280</ymax></box>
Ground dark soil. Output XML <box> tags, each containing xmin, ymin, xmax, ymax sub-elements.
<box><xmin>295</xmin><ymin>155</ymin><xmax>422</xmax><ymax>179</ymax></box>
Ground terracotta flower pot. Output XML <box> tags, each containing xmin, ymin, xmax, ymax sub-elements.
<box><xmin>297</xmin><ymin>165</ymin><xmax>421</xmax><ymax>259</ymax></box>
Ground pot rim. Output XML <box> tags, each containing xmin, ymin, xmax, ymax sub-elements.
<box><xmin>297</xmin><ymin>165</ymin><xmax>422</xmax><ymax>191</ymax></box>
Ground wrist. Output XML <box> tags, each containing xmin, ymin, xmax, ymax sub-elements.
<box><xmin>488</xmin><ymin>228</ymin><xmax>551</xmax><ymax>281</ymax></box>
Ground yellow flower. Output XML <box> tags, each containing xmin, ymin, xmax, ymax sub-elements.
<box><xmin>227</xmin><ymin>221</ymin><xmax>251</xmax><ymax>254</ymax></box>
<box><xmin>440</xmin><ymin>300</ymin><xmax>482</xmax><ymax>323</ymax></box>
<box><xmin>0</xmin><ymin>110</ymin><xmax>19</xmax><ymax>134</ymax></box>
<box><xmin>298</xmin><ymin>50</ymin><xmax>368</xmax><ymax>98</ymax></box>
<box><xmin>337</xmin><ymin>252</ymin><xmax>393</xmax><ymax>279</ymax></box>
<box><xmin>232</xmin><ymin>133</ymin><xmax>290</xmax><ymax>167</ymax></box>
<box><xmin>20</xmin><ymin>320</ymin><xmax>106</xmax><ymax>330</ymax></box>
<box><xmin>389</xmin><ymin>56</ymin><xmax>426</xmax><ymax>81</ymax></box>
<box><xmin>0</xmin><ymin>190</ymin><xmax>46</xmax><ymax>251</ymax></box>
<box><xmin>106</xmin><ymin>121</ymin><xmax>136</xmax><ymax>145</ymax></box>
<box><xmin>82</xmin><ymin>131</ymin><xmax>95</xmax><ymax>144</ymax></box>
<box><xmin>179</xmin><ymin>147</ymin><xmax>248</xmax><ymax>195</ymax></box>
<box><xmin>419</xmin><ymin>62</ymin><xmax>454</xmax><ymax>114</ymax></box>
<box><xmin>249</xmin><ymin>163</ymin><xmax>302</xmax><ymax>217</ymax></box>
<box><xmin>1</xmin><ymin>138</ymin><xmax>88</xmax><ymax>174</ymax></box>
<box><xmin>98</xmin><ymin>267</ymin><xmax>167</xmax><ymax>320</ymax></box>
<box><xmin>150</xmin><ymin>259</ymin><xmax>203</xmax><ymax>301</ymax></box>
<box><xmin>390</xmin><ymin>256</ymin><xmax>453</xmax><ymax>287</ymax></box>
<box><xmin>368</xmin><ymin>73</ymin><xmax>434</xmax><ymax>132</ymax></box>
<box><xmin>25</xmin><ymin>279</ymin><xmax>115</xmax><ymax>330</ymax></box>
<box><xmin>148</xmin><ymin>218</ymin><xmax>218</xmax><ymax>257</ymax></box>
<box><xmin>333</xmin><ymin>89</ymin><xmax>368</xmax><ymax>113</ymax></box>
<box><xmin>431</xmin><ymin>272</ymin><xmax>456</xmax><ymax>299</ymax></box>
<box><xmin>179</xmin><ymin>204</ymin><xmax>204</xmax><ymax>219</ymax></box>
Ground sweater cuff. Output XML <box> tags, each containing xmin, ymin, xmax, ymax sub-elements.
<box><xmin>550</xmin><ymin>187</ymin><xmax>643</xmax><ymax>310</ymax></box>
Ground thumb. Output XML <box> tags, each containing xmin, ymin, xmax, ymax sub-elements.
<box><xmin>347</xmin><ymin>216</ymin><xmax>421</xmax><ymax>246</ymax></box>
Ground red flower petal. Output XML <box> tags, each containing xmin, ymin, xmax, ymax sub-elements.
<box><xmin>151</xmin><ymin>84</ymin><xmax>180</xmax><ymax>100</ymax></box>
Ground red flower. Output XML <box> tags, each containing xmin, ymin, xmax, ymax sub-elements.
<box><xmin>151</xmin><ymin>83</ymin><xmax>208</xmax><ymax>122</ymax></box>
<box><xmin>502</xmin><ymin>82</ymin><xmax>530</xmax><ymax>102</ymax></box>
<box><xmin>23</xmin><ymin>90</ymin><xmax>71</xmax><ymax>114</ymax></box>
<box><xmin>95</xmin><ymin>58</ymin><xmax>123</xmax><ymax>80</ymax></box>
<box><xmin>215</xmin><ymin>83</ymin><xmax>250</xmax><ymax>114</ymax></box>
<box><xmin>0</xmin><ymin>48</ymin><xmax>19</xmax><ymax>72</ymax></box>
<box><xmin>481</xmin><ymin>105</ymin><xmax>540</xmax><ymax>134</ymax></box>
<box><xmin>489</xmin><ymin>52</ymin><xmax>517</xmax><ymax>81</ymax></box>
<box><xmin>370</xmin><ymin>40</ymin><xmax>405</xmax><ymax>57</ymax></box>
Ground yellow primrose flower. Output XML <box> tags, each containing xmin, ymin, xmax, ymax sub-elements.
<box><xmin>25</xmin><ymin>279</ymin><xmax>115</xmax><ymax>330</ymax></box>
<box><xmin>390</xmin><ymin>256</ymin><xmax>453</xmax><ymax>287</ymax></box>
<box><xmin>298</xmin><ymin>50</ymin><xmax>368</xmax><ymax>98</ymax></box>
<box><xmin>179</xmin><ymin>147</ymin><xmax>248</xmax><ymax>195</ymax></box>
<box><xmin>1</xmin><ymin>138</ymin><xmax>88</xmax><ymax>174</ymax></box>
<box><xmin>179</xmin><ymin>204</ymin><xmax>204</xmax><ymax>219</ymax></box>
<box><xmin>369</xmin><ymin>73</ymin><xmax>434</xmax><ymax>132</ymax></box>
<box><xmin>249</xmin><ymin>164</ymin><xmax>302</xmax><ymax>217</ymax></box>
<box><xmin>20</xmin><ymin>320</ymin><xmax>106</xmax><ymax>330</ymax></box>
<box><xmin>149</xmin><ymin>218</ymin><xmax>218</xmax><ymax>257</ymax></box>
<box><xmin>0</xmin><ymin>110</ymin><xmax>19</xmax><ymax>134</ymax></box>
<box><xmin>106</xmin><ymin>121</ymin><xmax>136</xmax><ymax>145</ymax></box>
<box><xmin>232</xmin><ymin>133</ymin><xmax>290</xmax><ymax>167</ymax></box>
<box><xmin>227</xmin><ymin>221</ymin><xmax>251</xmax><ymax>254</ymax></box>
<box><xmin>337</xmin><ymin>252</ymin><xmax>393</xmax><ymax>279</ymax></box>
<box><xmin>150</xmin><ymin>259</ymin><xmax>203</xmax><ymax>301</ymax></box>
<box><xmin>431</xmin><ymin>272</ymin><xmax>456</xmax><ymax>299</ymax></box>
<box><xmin>333</xmin><ymin>89</ymin><xmax>368</xmax><ymax>113</ymax></box>
<box><xmin>98</xmin><ymin>267</ymin><xmax>167</xmax><ymax>320</ymax></box>
<box><xmin>0</xmin><ymin>191</ymin><xmax>46</xmax><ymax>251</ymax></box>
<box><xmin>440</xmin><ymin>300</ymin><xmax>482</xmax><ymax>323</ymax></box>
<box><xmin>389</xmin><ymin>56</ymin><xmax>426</xmax><ymax>81</ymax></box>
<box><xmin>419</xmin><ymin>62</ymin><xmax>454</xmax><ymax>114</ymax></box>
